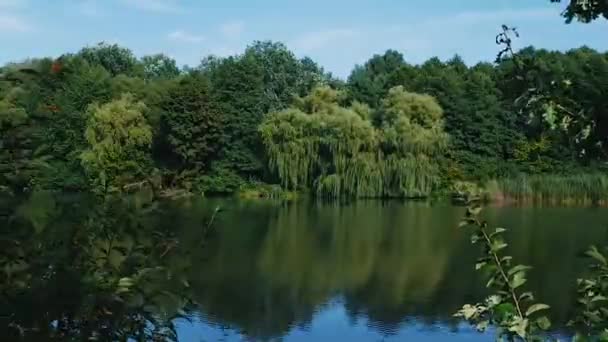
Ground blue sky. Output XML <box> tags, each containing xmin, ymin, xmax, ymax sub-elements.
<box><xmin>1</xmin><ymin>0</ymin><xmax>607</xmax><ymax>78</ymax></box>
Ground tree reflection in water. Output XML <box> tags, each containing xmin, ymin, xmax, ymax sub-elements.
<box><xmin>0</xmin><ymin>190</ymin><xmax>195</xmax><ymax>341</ymax></box>
<box><xmin>1</xmin><ymin>196</ymin><xmax>607</xmax><ymax>341</ymax></box>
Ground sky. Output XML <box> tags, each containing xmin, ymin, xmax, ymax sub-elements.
<box><xmin>1</xmin><ymin>0</ymin><xmax>607</xmax><ymax>78</ymax></box>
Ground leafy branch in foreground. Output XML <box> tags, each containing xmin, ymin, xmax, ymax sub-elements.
<box><xmin>568</xmin><ymin>246</ymin><xmax>608</xmax><ymax>340</ymax></box>
<box><xmin>455</xmin><ymin>202</ymin><xmax>551</xmax><ymax>341</ymax></box>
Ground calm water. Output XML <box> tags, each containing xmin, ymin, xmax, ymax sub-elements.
<box><xmin>172</xmin><ymin>198</ymin><xmax>608</xmax><ymax>341</ymax></box>
<box><xmin>3</xmin><ymin>195</ymin><xmax>608</xmax><ymax>341</ymax></box>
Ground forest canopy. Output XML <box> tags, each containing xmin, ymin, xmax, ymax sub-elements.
<box><xmin>1</xmin><ymin>29</ymin><xmax>608</xmax><ymax>199</ymax></box>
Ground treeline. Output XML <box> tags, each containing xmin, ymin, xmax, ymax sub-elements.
<box><xmin>1</xmin><ymin>40</ymin><xmax>607</xmax><ymax>198</ymax></box>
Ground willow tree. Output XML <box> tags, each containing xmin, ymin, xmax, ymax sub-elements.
<box><xmin>80</xmin><ymin>94</ymin><xmax>153</xmax><ymax>193</ymax></box>
<box><xmin>259</xmin><ymin>85</ymin><xmax>448</xmax><ymax>198</ymax></box>
<box><xmin>378</xmin><ymin>86</ymin><xmax>449</xmax><ymax>197</ymax></box>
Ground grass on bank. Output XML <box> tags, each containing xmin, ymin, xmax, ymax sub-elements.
<box><xmin>489</xmin><ymin>174</ymin><xmax>608</xmax><ymax>204</ymax></box>
<box><xmin>450</xmin><ymin>174</ymin><xmax>608</xmax><ymax>205</ymax></box>
<box><xmin>237</xmin><ymin>182</ymin><xmax>298</xmax><ymax>200</ymax></box>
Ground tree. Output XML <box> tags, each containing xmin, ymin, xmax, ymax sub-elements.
<box><xmin>141</xmin><ymin>54</ymin><xmax>180</xmax><ymax>80</ymax></box>
<box><xmin>551</xmin><ymin>0</ymin><xmax>608</xmax><ymax>22</ymax></box>
<box><xmin>157</xmin><ymin>74</ymin><xmax>224</xmax><ymax>171</ymax></box>
<box><xmin>260</xmin><ymin>85</ymin><xmax>448</xmax><ymax>198</ymax></box>
<box><xmin>77</xmin><ymin>42</ymin><xmax>143</xmax><ymax>77</ymax></box>
<box><xmin>347</xmin><ymin>50</ymin><xmax>413</xmax><ymax>107</ymax></box>
<box><xmin>244</xmin><ymin>41</ymin><xmax>325</xmax><ymax>112</ymax></box>
<box><xmin>378</xmin><ymin>86</ymin><xmax>449</xmax><ymax>197</ymax></box>
<box><xmin>496</xmin><ymin>46</ymin><xmax>608</xmax><ymax>167</ymax></box>
<box><xmin>33</xmin><ymin>58</ymin><xmax>114</xmax><ymax>190</ymax></box>
<box><xmin>0</xmin><ymin>92</ymin><xmax>39</xmax><ymax>193</ymax></box>
<box><xmin>201</xmin><ymin>41</ymin><xmax>328</xmax><ymax>185</ymax></box>
<box><xmin>80</xmin><ymin>94</ymin><xmax>153</xmax><ymax>192</ymax></box>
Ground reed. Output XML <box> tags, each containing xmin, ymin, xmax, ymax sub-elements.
<box><xmin>487</xmin><ymin>174</ymin><xmax>608</xmax><ymax>205</ymax></box>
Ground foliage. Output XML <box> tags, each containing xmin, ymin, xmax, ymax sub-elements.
<box><xmin>157</xmin><ymin>74</ymin><xmax>224</xmax><ymax>172</ymax></box>
<box><xmin>2</xmin><ymin>36</ymin><xmax>608</xmax><ymax>198</ymax></box>
<box><xmin>551</xmin><ymin>0</ymin><xmax>608</xmax><ymax>22</ymax></box>
<box><xmin>456</xmin><ymin>204</ymin><xmax>552</xmax><ymax>340</ymax></box>
<box><xmin>76</xmin><ymin>42</ymin><xmax>143</xmax><ymax>77</ymax></box>
<box><xmin>568</xmin><ymin>246</ymin><xmax>608</xmax><ymax>339</ymax></box>
<box><xmin>80</xmin><ymin>94</ymin><xmax>153</xmax><ymax>193</ymax></box>
<box><xmin>347</xmin><ymin>52</ymin><xmax>521</xmax><ymax>181</ymax></box>
<box><xmin>201</xmin><ymin>41</ymin><xmax>330</xmax><ymax>182</ymax></box>
<box><xmin>0</xmin><ymin>66</ymin><xmax>50</xmax><ymax>194</ymax></box>
<box><xmin>141</xmin><ymin>54</ymin><xmax>181</xmax><ymax>80</ymax></box>
<box><xmin>260</xmin><ymin>85</ymin><xmax>448</xmax><ymax>198</ymax></box>
<box><xmin>0</xmin><ymin>191</ymin><xmax>199</xmax><ymax>341</ymax></box>
<box><xmin>237</xmin><ymin>181</ymin><xmax>297</xmax><ymax>200</ymax></box>
<box><xmin>347</xmin><ymin>50</ymin><xmax>411</xmax><ymax>107</ymax></box>
<box><xmin>490</xmin><ymin>173</ymin><xmax>608</xmax><ymax>204</ymax></box>
<box><xmin>458</xmin><ymin>202</ymin><xmax>608</xmax><ymax>341</ymax></box>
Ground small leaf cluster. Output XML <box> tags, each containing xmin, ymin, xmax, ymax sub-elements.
<box><xmin>456</xmin><ymin>202</ymin><xmax>551</xmax><ymax>341</ymax></box>
<box><xmin>568</xmin><ymin>246</ymin><xmax>608</xmax><ymax>340</ymax></box>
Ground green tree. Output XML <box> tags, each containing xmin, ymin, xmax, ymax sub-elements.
<box><xmin>141</xmin><ymin>54</ymin><xmax>180</xmax><ymax>80</ymax></box>
<box><xmin>201</xmin><ymin>41</ymin><xmax>327</xmax><ymax>185</ymax></box>
<box><xmin>378</xmin><ymin>86</ymin><xmax>449</xmax><ymax>197</ymax></box>
<box><xmin>157</xmin><ymin>74</ymin><xmax>224</xmax><ymax>172</ymax></box>
<box><xmin>552</xmin><ymin>0</ymin><xmax>608</xmax><ymax>22</ymax></box>
<box><xmin>260</xmin><ymin>85</ymin><xmax>448</xmax><ymax>198</ymax></box>
<box><xmin>347</xmin><ymin>50</ymin><xmax>414</xmax><ymax>107</ymax></box>
<box><xmin>80</xmin><ymin>94</ymin><xmax>153</xmax><ymax>192</ymax></box>
<box><xmin>35</xmin><ymin>58</ymin><xmax>114</xmax><ymax>190</ymax></box>
<box><xmin>0</xmin><ymin>93</ymin><xmax>39</xmax><ymax>194</ymax></box>
<box><xmin>77</xmin><ymin>42</ymin><xmax>143</xmax><ymax>77</ymax></box>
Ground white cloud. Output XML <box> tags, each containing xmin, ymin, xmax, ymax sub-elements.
<box><xmin>290</xmin><ymin>29</ymin><xmax>357</xmax><ymax>53</ymax></box>
<box><xmin>167</xmin><ymin>30</ymin><xmax>205</xmax><ymax>43</ymax></box>
<box><xmin>220</xmin><ymin>21</ymin><xmax>245</xmax><ymax>39</ymax></box>
<box><xmin>0</xmin><ymin>14</ymin><xmax>31</xmax><ymax>32</ymax></box>
<box><xmin>121</xmin><ymin>0</ymin><xmax>180</xmax><ymax>13</ymax></box>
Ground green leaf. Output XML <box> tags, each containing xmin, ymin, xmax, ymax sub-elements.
<box><xmin>475</xmin><ymin>261</ymin><xmax>487</xmax><ymax>270</ymax></box>
<box><xmin>511</xmin><ymin>271</ymin><xmax>527</xmax><ymax>289</ymax></box>
<box><xmin>490</xmin><ymin>227</ymin><xmax>507</xmax><ymax>238</ymax></box>
<box><xmin>495</xmin><ymin>302</ymin><xmax>516</xmax><ymax>318</ymax></box>
<box><xmin>585</xmin><ymin>246</ymin><xmax>607</xmax><ymax>266</ymax></box>
<box><xmin>475</xmin><ymin>320</ymin><xmax>489</xmax><ymax>332</ymax></box>
<box><xmin>509</xmin><ymin>318</ymin><xmax>529</xmax><ymax>338</ymax></box>
<box><xmin>535</xmin><ymin>316</ymin><xmax>551</xmax><ymax>330</ymax></box>
<box><xmin>491</xmin><ymin>239</ymin><xmax>508</xmax><ymax>252</ymax></box>
<box><xmin>519</xmin><ymin>292</ymin><xmax>534</xmax><ymax>302</ymax></box>
<box><xmin>508</xmin><ymin>265</ymin><xmax>532</xmax><ymax>277</ymax></box>
<box><xmin>467</xmin><ymin>206</ymin><xmax>482</xmax><ymax>217</ymax></box>
<box><xmin>118</xmin><ymin>277</ymin><xmax>135</xmax><ymax>288</ymax></box>
<box><xmin>583</xmin><ymin>310</ymin><xmax>602</xmax><ymax>323</ymax></box>
<box><xmin>458</xmin><ymin>304</ymin><xmax>479</xmax><ymax>320</ymax></box>
<box><xmin>525</xmin><ymin>303</ymin><xmax>550</xmax><ymax>317</ymax></box>
<box><xmin>487</xmin><ymin>295</ymin><xmax>502</xmax><ymax>307</ymax></box>
<box><xmin>591</xmin><ymin>295</ymin><xmax>608</xmax><ymax>303</ymax></box>
<box><xmin>108</xmin><ymin>249</ymin><xmax>127</xmax><ymax>270</ymax></box>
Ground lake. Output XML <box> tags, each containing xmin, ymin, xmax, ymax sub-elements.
<box><xmin>173</xmin><ymin>198</ymin><xmax>608</xmax><ymax>341</ymax></box>
<box><xmin>2</xmin><ymin>195</ymin><xmax>608</xmax><ymax>341</ymax></box>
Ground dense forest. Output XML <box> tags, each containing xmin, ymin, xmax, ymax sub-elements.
<box><xmin>2</xmin><ymin>3</ymin><xmax>608</xmax><ymax>201</ymax></box>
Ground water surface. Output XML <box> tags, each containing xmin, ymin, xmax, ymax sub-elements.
<box><xmin>173</xmin><ymin>199</ymin><xmax>608</xmax><ymax>341</ymax></box>
<box><xmin>3</xmin><ymin>195</ymin><xmax>607</xmax><ymax>341</ymax></box>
